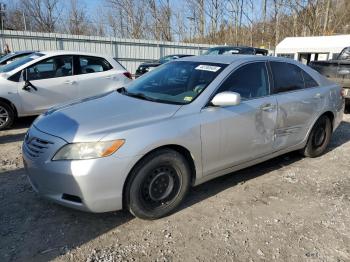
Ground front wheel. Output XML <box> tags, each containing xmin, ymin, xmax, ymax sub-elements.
<box><xmin>302</xmin><ymin>115</ymin><xmax>332</xmax><ymax>158</ymax></box>
<box><xmin>0</xmin><ymin>101</ymin><xmax>15</xmax><ymax>130</ymax></box>
<box><xmin>125</xmin><ymin>149</ymin><xmax>191</xmax><ymax>220</ymax></box>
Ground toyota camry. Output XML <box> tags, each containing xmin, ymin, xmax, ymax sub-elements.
<box><xmin>23</xmin><ymin>55</ymin><xmax>344</xmax><ymax>219</ymax></box>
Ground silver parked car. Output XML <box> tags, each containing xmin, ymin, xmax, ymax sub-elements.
<box><xmin>23</xmin><ymin>55</ymin><xmax>344</xmax><ymax>219</ymax></box>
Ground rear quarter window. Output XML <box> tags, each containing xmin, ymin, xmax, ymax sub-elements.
<box><xmin>78</xmin><ymin>56</ymin><xmax>113</xmax><ymax>74</ymax></box>
<box><xmin>270</xmin><ymin>61</ymin><xmax>305</xmax><ymax>93</ymax></box>
<box><xmin>301</xmin><ymin>70</ymin><xmax>319</xmax><ymax>88</ymax></box>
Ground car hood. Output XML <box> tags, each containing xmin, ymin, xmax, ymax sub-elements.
<box><xmin>33</xmin><ymin>91</ymin><xmax>182</xmax><ymax>142</ymax></box>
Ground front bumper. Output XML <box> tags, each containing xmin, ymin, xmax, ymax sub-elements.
<box><xmin>22</xmin><ymin>126</ymin><xmax>140</xmax><ymax>213</ymax></box>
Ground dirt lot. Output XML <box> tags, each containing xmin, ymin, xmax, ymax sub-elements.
<box><xmin>0</xmin><ymin>115</ymin><xmax>350</xmax><ymax>262</ymax></box>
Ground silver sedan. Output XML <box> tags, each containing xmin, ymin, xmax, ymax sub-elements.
<box><xmin>22</xmin><ymin>55</ymin><xmax>344</xmax><ymax>219</ymax></box>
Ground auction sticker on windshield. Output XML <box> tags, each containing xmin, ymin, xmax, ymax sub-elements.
<box><xmin>195</xmin><ymin>65</ymin><xmax>221</xmax><ymax>72</ymax></box>
<box><xmin>184</xmin><ymin>96</ymin><xmax>193</xmax><ymax>102</ymax></box>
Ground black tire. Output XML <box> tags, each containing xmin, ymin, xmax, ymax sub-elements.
<box><xmin>125</xmin><ymin>149</ymin><xmax>191</xmax><ymax>220</ymax></box>
<box><xmin>0</xmin><ymin>101</ymin><xmax>15</xmax><ymax>130</ymax></box>
<box><xmin>302</xmin><ymin>115</ymin><xmax>332</xmax><ymax>158</ymax></box>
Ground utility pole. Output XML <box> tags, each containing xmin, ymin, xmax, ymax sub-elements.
<box><xmin>187</xmin><ymin>16</ymin><xmax>195</xmax><ymax>41</ymax></box>
<box><xmin>262</xmin><ymin>0</ymin><xmax>267</xmax><ymax>46</ymax></box>
<box><xmin>23</xmin><ymin>11</ymin><xmax>27</xmax><ymax>31</ymax></box>
<box><xmin>0</xmin><ymin>3</ymin><xmax>6</xmax><ymax>53</ymax></box>
<box><xmin>0</xmin><ymin>3</ymin><xmax>5</xmax><ymax>31</ymax></box>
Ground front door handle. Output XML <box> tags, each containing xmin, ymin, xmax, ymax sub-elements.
<box><xmin>314</xmin><ymin>93</ymin><xmax>323</xmax><ymax>99</ymax></box>
<box><xmin>105</xmin><ymin>75</ymin><xmax>114</xmax><ymax>79</ymax></box>
<box><xmin>260</xmin><ymin>103</ymin><xmax>276</xmax><ymax>112</ymax></box>
<box><xmin>64</xmin><ymin>80</ymin><xmax>77</xmax><ymax>85</ymax></box>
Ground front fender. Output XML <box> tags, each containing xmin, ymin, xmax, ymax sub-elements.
<box><xmin>102</xmin><ymin>113</ymin><xmax>204</xmax><ymax>181</ymax></box>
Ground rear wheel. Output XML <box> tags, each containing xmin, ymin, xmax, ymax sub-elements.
<box><xmin>302</xmin><ymin>115</ymin><xmax>332</xmax><ymax>158</ymax></box>
<box><xmin>125</xmin><ymin>149</ymin><xmax>191</xmax><ymax>220</ymax></box>
<box><xmin>0</xmin><ymin>101</ymin><xmax>15</xmax><ymax>130</ymax></box>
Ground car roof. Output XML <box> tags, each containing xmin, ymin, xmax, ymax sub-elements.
<box><xmin>178</xmin><ymin>55</ymin><xmax>293</xmax><ymax>64</ymax></box>
<box><xmin>162</xmin><ymin>54</ymin><xmax>193</xmax><ymax>57</ymax></box>
<box><xmin>13</xmin><ymin>50</ymin><xmax>36</xmax><ymax>55</ymax></box>
<box><xmin>38</xmin><ymin>50</ymin><xmax>111</xmax><ymax>57</ymax></box>
<box><xmin>207</xmin><ymin>46</ymin><xmax>254</xmax><ymax>49</ymax></box>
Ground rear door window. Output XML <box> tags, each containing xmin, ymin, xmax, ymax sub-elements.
<box><xmin>270</xmin><ymin>62</ymin><xmax>304</xmax><ymax>93</ymax></box>
<box><xmin>216</xmin><ymin>62</ymin><xmax>270</xmax><ymax>100</ymax></box>
<box><xmin>78</xmin><ymin>56</ymin><xmax>112</xmax><ymax>74</ymax></box>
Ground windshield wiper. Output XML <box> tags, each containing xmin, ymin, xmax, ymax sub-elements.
<box><xmin>117</xmin><ymin>87</ymin><xmax>184</xmax><ymax>105</ymax></box>
<box><xmin>118</xmin><ymin>87</ymin><xmax>155</xmax><ymax>101</ymax></box>
<box><xmin>117</xmin><ymin>87</ymin><xmax>128</xmax><ymax>94</ymax></box>
<box><xmin>126</xmin><ymin>92</ymin><xmax>159</xmax><ymax>102</ymax></box>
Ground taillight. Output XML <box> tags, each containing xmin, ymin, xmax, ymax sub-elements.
<box><xmin>341</xmin><ymin>88</ymin><xmax>345</xmax><ymax>98</ymax></box>
<box><xmin>123</xmin><ymin>72</ymin><xmax>132</xmax><ymax>79</ymax></box>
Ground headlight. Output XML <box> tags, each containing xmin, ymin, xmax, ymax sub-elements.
<box><xmin>52</xmin><ymin>140</ymin><xmax>125</xmax><ymax>161</ymax></box>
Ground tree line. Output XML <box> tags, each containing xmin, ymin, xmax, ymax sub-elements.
<box><xmin>3</xmin><ymin>0</ymin><xmax>350</xmax><ymax>48</ymax></box>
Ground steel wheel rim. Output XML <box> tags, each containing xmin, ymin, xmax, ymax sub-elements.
<box><xmin>140</xmin><ymin>165</ymin><xmax>181</xmax><ymax>210</ymax></box>
<box><xmin>313</xmin><ymin>118</ymin><xmax>327</xmax><ymax>148</ymax></box>
<box><xmin>314</xmin><ymin>127</ymin><xmax>326</xmax><ymax>147</ymax></box>
<box><xmin>0</xmin><ymin>106</ymin><xmax>9</xmax><ymax>127</ymax></box>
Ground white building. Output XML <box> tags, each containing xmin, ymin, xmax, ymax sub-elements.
<box><xmin>275</xmin><ymin>34</ymin><xmax>350</xmax><ymax>64</ymax></box>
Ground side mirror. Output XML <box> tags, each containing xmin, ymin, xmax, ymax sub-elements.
<box><xmin>23</xmin><ymin>80</ymin><xmax>37</xmax><ymax>91</ymax></box>
<box><xmin>211</xmin><ymin>91</ymin><xmax>241</xmax><ymax>107</ymax></box>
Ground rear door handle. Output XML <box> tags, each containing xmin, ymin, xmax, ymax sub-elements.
<box><xmin>338</xmin><ymin>69</ymin><xmax>350</xmax><ymax>75</ymax></box>
<box><xmin>64</xmin><ymin>80</ymin><xmax>77</xmax><ymax>85</ymax></box>
<box><xmin>314</xmin><ymin>93</ymin><xmax>323</xmax><ymax>99</ymax></box>
<box><xmin>260</xmin><ymin>103</ymin><xmax>276</xmax><ymax>112</ymax></box>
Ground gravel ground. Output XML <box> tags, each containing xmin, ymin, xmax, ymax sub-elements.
<box><xmin>0</xmin><ymin>115</ymin><xmax>350</xmax><ymax>262</ymax></box>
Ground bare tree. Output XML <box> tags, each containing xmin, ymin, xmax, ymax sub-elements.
<box><xmin>272</xmin><ymin>0</ymin><xmax>283</xmax><ymax>47</ymax></box>
<box><xmin>107</xmin><ymin>0</ymin><xmax>147</xmax><ymax>39</ymax></box>
<box><xmin>20</xmin><ymin>0</ymin><xmax>61</xmax><ymax>32</ymax></box>
<box><xmin>187</xmin><ymin>0</ymin><xmax>205</xmax><ymax>38</ymax></box>
<box><xmin>67</xmin><ymin>0</ymin><xmax>89</xmax><ymax>35</ymax></box>
<box><xmin>172</xmin><ymin>7</ymin><xmax>188</xmax><ymax>41</ymax></box>
<box><xmin>4</xmin><ymin>0</ymin><xmax>350</xmax><ymax>48</ymax></box>
<box><xmin>147</xmin><ymin>0</ymin><xmax>172</xmax><ymax>41</ymax></box>
<box><xmin>262</xmin><ymin>0</ymin><xmax>267</xmax><ymax>45</ymax></box>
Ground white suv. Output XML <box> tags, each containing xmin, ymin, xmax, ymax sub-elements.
<box><xmin>0</xmin><ymin>51</ymin><xmax>132</xmax><ymax>130</ymax></box>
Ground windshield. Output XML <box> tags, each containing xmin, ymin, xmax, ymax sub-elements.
<box><xmin>0</xmin><ymin>53</ymin><xmax>44</xmax><ymax>73</ymax></box>
<box><xmin>123</xmin><ymin>61</ymin><xmax>227</xmax><ymax>105</ymax></box>
<box><xmin>0</xmin><ymin>53</ymin><xmax>15</xmax><ymax>63</ymax></box>
<box><xmin>203</xmin><ymin>47</ymin><xmax>253</xmax><ymax>55</ymax></box>
<box><xmin>159</xmin><ymin>55</ymin><xmax>179</xmax><ymax>64</ymax></box>
<box><xmin>203</xmin><ymin>48</ymin><xmax>223</xmax><ymax>55</ymax></box>
<box><xmin>203</xmin><ymin>47</ymin><xmax>240</xmax><ymax>55</ymax></box>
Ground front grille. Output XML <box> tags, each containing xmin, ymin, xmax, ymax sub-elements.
<box><xmin>23</xmin><ymin>134</ymin><xmax>54</xmax><ymax>158</ymax></box>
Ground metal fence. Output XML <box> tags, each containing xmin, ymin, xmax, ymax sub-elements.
<box><xmin>0</xmin><ymin>30</ymin><xmax>215</xmax><ymax>73</ymax></box>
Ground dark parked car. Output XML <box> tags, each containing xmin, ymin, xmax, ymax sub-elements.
<box><xmin>203</xmin><ymin>46</ymin><xmax>268</xmax><ymax>56</ymax></box>
<box><xmin>0</xmin><ymin>50</ymin><xmax>36</xmax><ymax>66</ymax></box>
<box><xmin>309</xmin><ymin>47</ymin><xmax>350</xmax><ymax>110</ymax></box>
<box><xmin>135</xmin><ymin>54</ymin><xmax>194</xmax><ymax>78</ymax></box>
